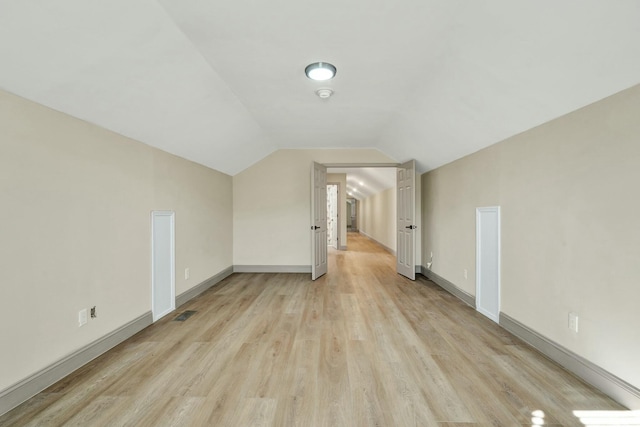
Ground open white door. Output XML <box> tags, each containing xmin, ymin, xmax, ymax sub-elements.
<box><xmin>311</xmin><ymin>162</ymin><xmax>328</xmax><ymax>280</ymax></box>
<box><xmin>397</xmin><ymin>160</ymin><xmax>416</xmax><ymax>280</ymax></box>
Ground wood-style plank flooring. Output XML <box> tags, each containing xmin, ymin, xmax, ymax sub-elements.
<box><xmin>1</xmin><ymin>232</ymin><xmax>624</xmax><ymax>426</ymax></box>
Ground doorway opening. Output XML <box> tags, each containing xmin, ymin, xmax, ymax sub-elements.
<box><xmin>311</xmin><ymin>162</ymin><xmax>417</xmax><ymax>281</ymax></box>
<box><xmin>347</xmin><ymin>198</ymin><xmax>357</xmax><ymax>232</ymax></box>
<box><xmin>327</xmin><ymin>184</ymin><xmax>338</xmax><ymax>249</ymax></box>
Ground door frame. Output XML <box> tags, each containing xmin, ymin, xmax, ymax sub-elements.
<box><xmin>476</xmin><ymin>206</ymin><xmax>501</xmax><ymax>323</ymax></box>
<box><xmin>313</xmin><ymin>162</ymin><xmax>419</xmax><ymax>278</ymax></box>
<box><xmin>151</xmin><ymin>210</ymin><xmax>175</xmax><ymax>322</ymax></box>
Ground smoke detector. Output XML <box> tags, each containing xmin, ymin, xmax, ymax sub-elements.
<box><xmin>315</xmin><ymin>88</ymin><xmax>334</xmax><ymax>99</ymax></box>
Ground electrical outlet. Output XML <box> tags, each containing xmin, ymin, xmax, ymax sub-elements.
<box><xmin>185</xmin><ymin>268</ymin><xmax>190</xmax><ymax>280</ymax></box>
<box><xmin>463</xmin><ymin>269</ymin><xmax>468</xmax><ymax>279</ymax></box>
<box><xmin>90</xmin><ymin>306</ymin><xmax>97</xmax><ymax>318</ymax></box>
<box><xmin>79</xmin><ymin>309</ymin><xmax>87</xmax><ymax>327</ymax></box>
<box><xmin>568</xmin><ymin>312</ymin><xmax>579</xmax><ymax>333</ymax></box>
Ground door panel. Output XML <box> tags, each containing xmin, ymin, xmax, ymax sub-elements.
<box><xmin>396</xmin><ymin>160</ymin><xmax>415</xmax><ymax>280</ymax></box>
<box><xmin>476</xmin><ymin>206</ymin><xmax>501</xmax><ymax>323</ymax></box>
<box><xmin>311</xmin><ymin>162</ymin><xmax>327</xmax><ymax>280</ymax></box>
<box><xmin>151</xmin><ymin>211</ymin><xmax>175</xmax><ymax>321</ymax></box>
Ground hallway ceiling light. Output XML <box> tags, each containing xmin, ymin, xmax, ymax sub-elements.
<box><xmin>305</xmin><ymin>62</ymin><xmax>337</xmax><ymax>81</ymax></box>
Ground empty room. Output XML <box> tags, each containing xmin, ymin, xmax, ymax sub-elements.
<box><xmin>1</xmin><ymin>1</ymin><xmax>639</xmax><ymax>426</ymax></box>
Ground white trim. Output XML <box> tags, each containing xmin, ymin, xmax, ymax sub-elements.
<box><xmin>476</xmin><ymin>206</ymin><xmax>501</xmax><ymax>323</ymax></box>
<box><xmin>151</xmin><ymin>211</ymin><xmax>176</xmax><ymax>322</ymax></box>
<box><xmin>323</xmin><ymin>162</ymin><xmax>400</xmax><ymax>168</ymax></box>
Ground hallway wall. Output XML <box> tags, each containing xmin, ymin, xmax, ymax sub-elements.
<box><xmin>359</xmin><ymin>187</ymin><xmax>396</xmax><ymax>253</ymax></box>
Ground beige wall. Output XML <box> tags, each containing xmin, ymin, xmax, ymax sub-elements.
<box><xmin>358</xmin><ymin>170</ymin><xmax>421</xmax><ymax>265</ymax></box>
<box><xmin>327</xmin><ymin>173</ymin><xmax>347</xmax><ymax>249</ymax></box>
<box><xmin>233</xmin><ymin>149</ymin><xmax>396</xmax><ymax>267</ymax></box>
<box><xmin>359</xmin><ymin>187</ymin><xmax>397</xmax><ymax>252</ymax></box>
<box><xmin>0</xmin><ymin>90</ymin><xmax>233</xmax><ymax>393</ymax></box>
<box><xmin>421</xmin><ymin>84</ymin><xmax>640</xmax><ymax>390</ymax></box>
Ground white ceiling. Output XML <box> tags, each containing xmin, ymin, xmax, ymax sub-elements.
<box><xmin>1</xmin><ymin>1</ymin><xmax>639</xmax><ymax>176</ymax></box>
<box><xmin>328</xmin><ymin>167</ymin><xmax>396</xmax><ymax>200</ymax></box>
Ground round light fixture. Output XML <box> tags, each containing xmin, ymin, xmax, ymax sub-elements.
<box><xmin>315</xmin><ymin>88</ymin><xmax>334</xmax><ymax>99</ymax></box>
<box><xmin>305</xmin><ymin>62</ymin><xmax>337</xmax><ymax>81</ymax></box>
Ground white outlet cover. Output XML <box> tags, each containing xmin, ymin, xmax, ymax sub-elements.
<box><xmin>185</xmin><ymin>268</ymin><xmax>190</xmax><ymax>280</ymax></box>
<box><xmin>79</xmin><ymin>309</ymin><xmax>88</xmax><ymax>327</ymax></box>
<box><xmin>568</xmin><ymin>312</ymin><xmax>579</xmax><ymax>333</ymax></box>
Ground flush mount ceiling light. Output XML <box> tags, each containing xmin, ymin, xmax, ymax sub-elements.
<box><xmin>305</xmin><ymin>62</ymin><xmax>337</xmax><ymax>81</ymax></box>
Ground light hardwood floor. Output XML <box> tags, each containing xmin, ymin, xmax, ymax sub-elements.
<box><xmin>1</xmin><ymin>233</ymin><xmax>624</xmax><ymax>426</ymax></box>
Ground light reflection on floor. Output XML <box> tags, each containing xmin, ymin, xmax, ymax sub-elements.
<box><xmin>530</xmin><ymin>409</ymin><xmax>640</xmax><ymax>426</ymax></box>
<box><xmin>573</xmin><ymin>410</ymin><xmax>640</xmax><ymax>426</ymax></box>
<box><xmin>531</xmin><ymin>409</ymin><xmax>545</xmax><ymax>425</ymax></box>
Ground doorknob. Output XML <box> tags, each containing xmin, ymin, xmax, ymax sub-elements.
<box><xmin>311</xmin><ymin>226</ymin><xmax>321</xmax><ymax>230</ymax></box>
<box><xmin>405</xmin><ymin>225</ymin><xmax>416</xmax><ymax>229</ymax></box>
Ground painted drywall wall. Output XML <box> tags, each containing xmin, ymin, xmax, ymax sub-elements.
<box><xmin>233</xmin><ymin>149</ymin><xmax>396</xmax><ymax>267</ymax></box>
<box><xmin>0</xmin><ymin>90</ymin><xmax>232</xmax><ymax>394</ymax></box>
<box><xmin>359</xmin><ymin>187</ymin><xmax>397</xmax><ymax>253</ymax></box>
<box><xmin>358</xmin><ymin>170</ymin><xmax>421</xmax><ymax>264</ymax></box>
<box><xmin>151</xmin><ymin>150</ymin><xmax>232</xmax><ymax>295</ymax></box>
<box><xmin>327</xmin><ymin>173</ymin><xmax>347</xmax><ymax>249</ymax></box>
<box><xmin>421</xmin><ymin>84</ymin><xmax>640</xmax><ymax>390</ymax></box>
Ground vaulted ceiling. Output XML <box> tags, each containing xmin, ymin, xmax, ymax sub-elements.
<box><xmin>2</xmin><ymin>1</ymin><xmax>639</xmax><ymax>176</ymax></box>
